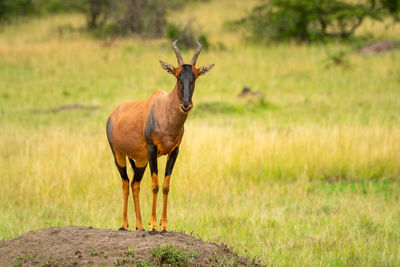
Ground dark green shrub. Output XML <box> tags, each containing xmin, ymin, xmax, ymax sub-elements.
<box><xmin>0</xmin><ymin>0</ymin><xmax>35</xmax><ymax>21</ymax></box>
<box><xmin>381</xmin><ymin>0</ymin><xmax>400</xmax><ymax>17</ymax></box>
<box><xmin>238</xmin><ymin>0</ymin><xmax>399</xmax><ymax>42</ymax></box>
<box><xmin>76</xmin><ymin>0</ymin><xmax>169</xmax><ymax>37</ymax></box>
<box><xmin>82</xmin><ymin>0</ymin><xmax>110</xmax><ymax>29</ymax></box>
<box><xmin>0</xmin><ymin>0</ymin><xmax>76</xmax><ymax>22</ymax></box>
<box><xmin>166</xmin><ymin>21</ymin><xmax>210</xmax><ymax>49</ymax></box>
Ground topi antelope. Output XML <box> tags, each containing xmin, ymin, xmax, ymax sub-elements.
<box><xmin>106</xmin><ymin>41</ymin><xmax>214</xmax><ymax>233</ymax></box>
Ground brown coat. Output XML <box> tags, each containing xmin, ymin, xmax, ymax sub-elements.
<box><xmin>108</xmin><ymin>85</ymin><xmax>187</xmax><ymax>167</ymax></box>
<box><xmin>107</xmin><ymin>41</ymin><xmax>214</xmax><ymax>232</ymax></box>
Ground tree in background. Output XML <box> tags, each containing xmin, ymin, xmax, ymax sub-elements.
<box><xmin>71</xmin><ymin>0</ymin><xmax>166</xmax><ymax>37</ymax></box>
<box><xmin>166</xmin><ymin>20</ymin><xmax>210</xmax><ymax>49</ymax></box>
<box><xmin>381</xmin><ymin>0</ymin><xmax>400</xmax><ymax>19</ymax></box>
<box><xmin>84</xmin><ymin>0</ymin><xmax>110</xmax><ymax>29</ymax></box>
<box><xmin>239</xmin><ymin>0</ymin><xmax>400</xmax><ymax>42</ymax></box>
<box><xmin>81</xmin><ymin>0</ymin><xmax>211</xmax><ymax>41</ymax></box>
<box><xmin>0</xmin><ymin>0</ymin><xmax>211</xmax><ymax>43</ymax></box>
<box><xmin>0</xmin><ymin>0</ymin><xmax>76</xmax><ymax>22</ymax></box>
<box><xmin>0</xmin><ymin>0</ymin><xmax>171</xmax><ymax>38</ymax></box>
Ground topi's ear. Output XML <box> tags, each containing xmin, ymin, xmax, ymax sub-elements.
<box><xmin>198</xmin><ymin>64</ymin><xmax>215</xmax><ymax>76</ymax></box>
<box><xmin>159</xmin><ymin>60</ymin><xmax>176</xmax><ymax>75</ymax></box>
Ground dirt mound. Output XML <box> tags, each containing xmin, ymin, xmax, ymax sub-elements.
<box><xmin>0</xmin><ymin>226</ymin><xmax>255</xmax><ymax>266</ymax></box>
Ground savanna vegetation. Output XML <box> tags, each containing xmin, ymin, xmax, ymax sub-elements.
<box><xmin>238</xmin><ymin>0</ymin><xmax>400</xmax><ymax>42</ymax></box>
<box><xmin>1</xmin><ymin>0</ymin><xmax>400</xmax><ymax>266</ymax></box>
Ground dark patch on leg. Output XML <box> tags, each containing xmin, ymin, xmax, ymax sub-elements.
<box><xmin>165</xmin><ymin>146</ymin><xmax>179</xmax><ymax>177</ymax></box>
<box><xmin>116</xmin><ymin>165</ymin><xmax>129</xmax><ymax>181</ymax></box>
<box><xmin>106</xmin><ymin>118</ymin><xmax>117</xmax><ymax>161</ymax></box>
<box><xmin>106</xmin><ymin>117</ymin><xmax>113</xmax><ymax>143</ymax></box>
<box><xmin>152</xmin><ymin>185</ymin><xmax>159</xmax><ymax>194</ymax></box>
<box><xmin>118</xmin><ymin>227</ymin><xmax>128</xmax><ymax>231</ymax></box>
<box><xmin>145</xmin><ymin>105</ymin><xmax>158</xmax><ymax>146</ymax></box>
<box><xmin>162</xmin><ymin>187</ymin><xmax>169</xmax><ymax>195</ymax></box>
<box><xmin>145</xmin><ymin>105</ymin><xmax>159</xmax><ymax>176</ymax></box>
<box><xmin>148</xmin><ymin>144</ymin><xmax>158</xmax><ymax>175</ymax></box>
<box><xmin>128</xmin><ymin>158</ymin><xmax>136</xmax><ymax>170</ymax></box>
<box><xmin>129</xmin><ymin>158</ymin><xmax>147</xmax><ymax>182</ymax></box>
<box><xmin>108</xmin><ymin>139</ymin><xmax>129</xmax><ymax>182</ymax></box>
<box><xmin>133</xmin><ymin>165</ymin><xmax>147</xmax><ymax>183</ymax></box>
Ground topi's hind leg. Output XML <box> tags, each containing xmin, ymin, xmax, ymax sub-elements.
<box><xmin>129</xmin><ymin>158</ymin><xmax>147</xmax><ymax>231</ymax></box>
<box><xmin>160</xmin><ymin>146</ymin><xmax>179</xmax><ymax>232</ymax></box>
<box><xmin>110</xmin><ymin>146</ymin><xmax>130</xmax><ymax>230</ymax></box>
<box><xmin>107</xmin><ymin>118</ymin><xmax>130</xmax><ymax>230</ymax></box>
<box><xmin>148</xmin><ymin>144</ymin><xmax>159</xmax><ymax>234</ymax></box>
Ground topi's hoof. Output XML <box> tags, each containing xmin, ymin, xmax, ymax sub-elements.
<box><xmin>148</xmin><ymin>229</ymin><xmax>158</xmax><ymax>235</ymax></box>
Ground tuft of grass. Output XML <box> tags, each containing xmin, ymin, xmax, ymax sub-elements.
<box><xmin>12</xmin><ymin>252</ymin><xmax>36</xmax><ymax>267</ymax></box>
<box><xmin>40</xmin><ymin>256</ymin><xmax>60</xmax><ymax>267</ymax></box>
<box><xmin>135</xmin><ymin>258</ymin><xmax>153</xmax><ymax>267</ymax></box>
<box><xmin>12</xmin><ymin>256</ymin><xmax>21</xmax><ymax>267</ymax></box>
<box><xmin>126</xmin><ymin>246</ymin><xmax>135</xmax><ymax>258</ymax></box>
<box><xmin>211</xmin><ymin>255</ymin><xmax>239</xmax><ymax>267</ymax></box>
<box><xmin>113</xmin><ymin>246</ymin><xmax>136</xmax><ymax>266</ymax></box>
<box><xmin>90</xmin><ymin>248</ymin><xmax>98</xmax><ymax>256</ymax></box>
<box><xmin>150</xmin><ymin>244</ymin><xmax>194</xmax><ymax>266</ymax></box>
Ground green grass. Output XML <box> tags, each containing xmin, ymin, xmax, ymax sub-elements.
<box><xmin>151</xmin><ymin>244</ymin><xmax>194</xmax><ymax>266</ymax></box>
<box><xmin>1</xmin><ymin>0</ymin><xmax>400</xmax><ymax>266</ymax></box>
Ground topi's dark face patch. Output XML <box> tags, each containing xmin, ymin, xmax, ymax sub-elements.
<box><xmin>177</xmin><ymin>64</ymin><xmax>196</xmax><ymax>112</ymax></box>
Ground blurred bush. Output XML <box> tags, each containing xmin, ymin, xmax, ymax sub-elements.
<box><xmin>236</xmin><ymin>0</ymin><xmax>400</xmax><ymax>42</ymax></box>
<box><xmin>0</xmin><ymin>0</ymin><xmax>212</xmax><ymax>43</ymax></box>
<box><xmin>73</xmin><ymin>0</ymin><xmax>167</xmax><ymax>37</ymax></box>
<box><xmin>76</xmin><ymin>0</ymin><xmax>209</xmax><ymax>39</ymax></box>
<box><xmin>80</xmin><ymin>0</ymin><xmax>110</xmax><ymax>29</ymax></box>
<box><xmin>0</xmin><ymin>0</ymin><xmax>74</xmax><ymax>22</ymax></box>
<box><xmin>381</xmin><ymin>0</ymin><xmax>400</xmax><ymax>19</ymax></box>
<box><xmin>166</xmin><ymin>21</ymin><xmax>210</xmax><ymax>50</ymax></box>
<box><xmin>0</xmin><ymin>0</ymin><xmax>180</xmax><ymax>39</ymax></box>
<box><xmin>0</xmin><ymin>0</ymin><xmax>33</xmax><ymax>21</ymax></box>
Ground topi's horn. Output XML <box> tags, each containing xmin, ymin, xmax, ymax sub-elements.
<box><xmin>190</xmin><ymin>41</ymin><xmax>202</xmax><ymax>66</ymax></box>
<box><xmin>172</xmin><ymin>40</ymin><xmax>184</xmax><ymax>65</ymax></box>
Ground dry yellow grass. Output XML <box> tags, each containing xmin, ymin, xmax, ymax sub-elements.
<box><xmin>1</xmin><ymin>123</ymin><xmax>400</xmax><ymax>264</ymax></box>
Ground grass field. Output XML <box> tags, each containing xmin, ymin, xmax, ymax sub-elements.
<box><xmin>1</xmin><ymin>0</ymin><xmax>400</xmax><ymax>265</ymax></box>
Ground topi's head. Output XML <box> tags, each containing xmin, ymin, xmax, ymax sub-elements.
<box><xmin>159</xmin><ymin>40</ymin><xmax>214</xmax><ymax>114</ymax></box>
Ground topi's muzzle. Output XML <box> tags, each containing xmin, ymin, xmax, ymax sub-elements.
<box><xmin>179</xmin><ymin>104</ymin><xmax>193</xmax><ymax>114</ymax></box>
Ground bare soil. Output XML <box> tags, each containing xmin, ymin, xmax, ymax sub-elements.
<box><xmin>0</xmin><ymin>226</ymin><xmax>256</xmax><ymax>266</ymax></box>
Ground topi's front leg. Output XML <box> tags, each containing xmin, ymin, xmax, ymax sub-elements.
<box><xmin>120</xmin><ymin>179</ymin><xmax>130</xmax><ymax>230</ymax></box>
<box><xmin>161</xmin><ymin>146</ymin><xmax>179</xmax><ymax>232</ymax></box>
<box><xmin>129</xmin><ymin>158</ymin><xmax>147</xmax><ymax>231</ymax></box>
<box><xmin>148</xmin><ymin>144</ymin><xmax>159</xmax><ymax>234</ymax></box>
